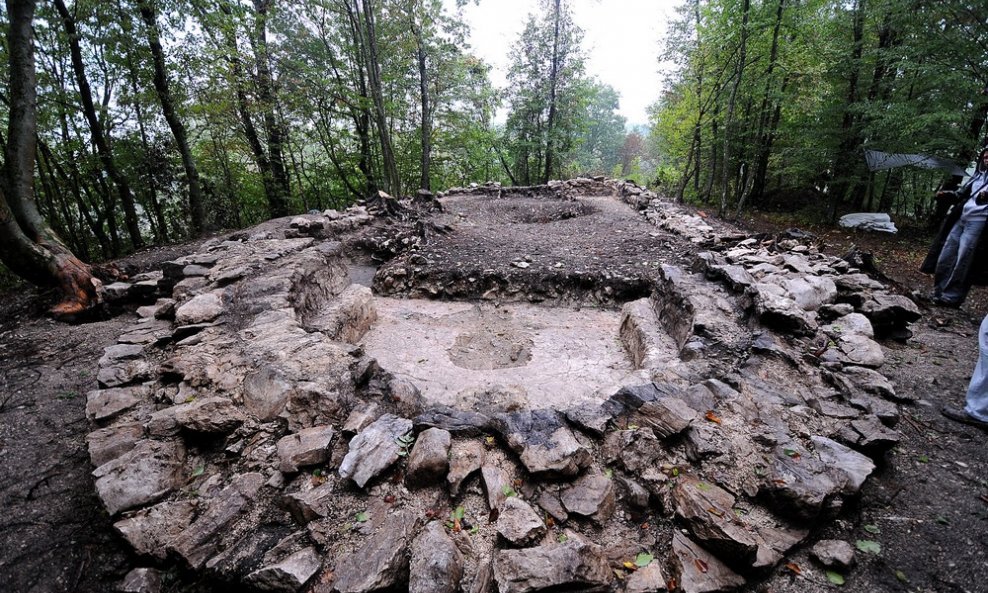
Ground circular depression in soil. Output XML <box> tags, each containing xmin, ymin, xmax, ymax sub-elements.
<box><xmin>360</xmin><ymin>297</ymin><xmax>651</xmax><ymax>410</ymax></box>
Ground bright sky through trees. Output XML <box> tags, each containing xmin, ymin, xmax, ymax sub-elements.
<box><xmin>449</xmin><ymin>0</ymin><xmax>682</xmax><ymax>126</ymax></box>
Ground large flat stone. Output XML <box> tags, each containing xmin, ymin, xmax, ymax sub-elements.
<box><xmin>93</xmin><ymin>439</ymin><xmax>186</xmax><ymax>515</ymax></box>
<box><xmin>339</xmin><ymin>415</ymin><xmax>413</xmax><ymax>488</ymax></box>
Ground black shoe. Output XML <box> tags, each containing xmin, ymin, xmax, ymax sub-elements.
<box><xmin>942</xmin><ymin>405</ymin><xmax>988</xmax><ymax>430</ymax></box>
<box><xmin>932</xmin><ymin>297</ymin><xmax>962</xmax><ymax>309</ymax></box>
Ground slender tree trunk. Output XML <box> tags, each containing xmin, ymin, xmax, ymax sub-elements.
<box><xmin>414</xmin><ymin>21</ymin><xmax>431</xmax><ymax>191</ymax></box>
<box><xmin>1</xmin><ymin>0</ymin><xmax>100</xmax><ymax>317</ymax></box>
<box><xmin>542</xmin><ymin>0</ymin><xmax>562</xmax><ymax>184</ymax></box>
<box><xmin>719</xmin><ymin>0</ymin><xmax>749</xmax><ymax>216</ymax></box>
<box><xmin>53</xmin><ymin>0</ymin><xmax>144</xmax><ymax>249</ymax></box>
<box><xmin>358</xmin><ymin>0</ymin><xmax>399</xmax><ymax>195</ymax></box>
<box><xmin>829</xmin><ymin>0</ymin><xmax>867</xmax><ymax>220</ymax></box>
<box><xmin>137</xmin><ymin>0</ymin><xmax>206</xmax><ymax>234</ymax></box>
<box><xmin>251</xmin><ymin>0</ymin><xmax>291</xmax><ymax>216</ymax></box>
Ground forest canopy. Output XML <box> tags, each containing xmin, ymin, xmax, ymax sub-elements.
<box><xmin>0</xmin><ymin>0</ymin><xmax>986</xmax><ymax>311</ymax></box>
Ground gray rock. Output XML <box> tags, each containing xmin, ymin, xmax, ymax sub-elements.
<box><xmin>242</xmin><ymin>366</ymin><xmax>293</xmax><ymax>421</ymax></box>
<box><xmin>672</xmin><ymin>476</ymin><xmax>758</xmax><ymax>563</ymax></box>
<box><xmin>94</xmin><ymin>439</ymin><xmax>186</xmax><ymax>515</ymax></box>
<box><xmin>339</xmin><ymin>414</ymin><xmax>413</xmax><ymax>488</ymax></box>
<box><xmin>603</xmin><ymin>428</ymin><xmax>663</xmax><ymax>473</ymax></box>
<box><xmin>836</xmin><ymin>334</ymin><xmax>885</xmax><ymax>368</ymax></box>
<box><xmin>136</xmin><ymin>298</ymin><xmax>176</xmax><ymax>320</ymax></box>
<box><xmin>810</xmin><ymin>539</ymin><xmax>856</xmax><ymax>570</ymax></box>
<box><xmin>837</xmin><ymin>365</ymin><xmax>901</xmax><ymax>401</ymax></box>
<box><xmin>342</xmin><ymin>403</ymin><xmax>381</xmax><ymax>434</ymax></box>
<box><xmin>482</xmin><ymin>465</ymin><xmax>513</xmax><ymax>511</ymax></box>
<box><xmin>174</xmin><ymin>397</ymin><xmax>246</xmax><ymax>433</ymax></box>
<box><xmin>277</xmin><ymin>425</ymin><xmax>335</xmax><ymax>473</ymax></box>
<box><xmin>537</xmin><ymin>489</ymin><xmax>569</xmax><ymax>523</ymax></box>
<box><xmin>494</xmin><ymin>535</ymin><xmax>612</xmax><ymax>593</ymax></box>
<box><xmin>496</xmin><ymin>496</ymin><xmax>546</xmax><ymax>546</ymax></box>
<box><xmin>811</xmin><ymin>436</ymin><xmax>875</xmax><ymax>492</ymax></box>
<box><xmin>118</xmin><ymin>319</ymin><xmax>174</xmax><ymax>346</ymax></box>
<box><xmin>492</xmin><ymin>410</ymin><xmax>591</xmax><ymax>476</ymax></box>
<box><xmin>671</xmin><ymin>531</ymin><xmax>745</xmax><ymax>593</ymax></box>
<box><xmin>560</xmin><ymin>474</ymin><xmax>615</xmax><ymax>523</ymax></box>
<box><xmin>119</xmin><ymin>567</ymin><xmax>163</xmax><ymax>593</ymax></box>
<box><xmin>409</xmin><ymin>521</ymin><xmax>463</xmax><ymax>593</ymax></box>
<box><xmin>246</xmin><ymin>547</ymin><xmax>321</xmax><ymax>591</ymax></box>
<box><xmin>447</xmin><ymin>439</ymin><xmax>486</xmax><ymax>496</ymax></box>
<box><xmin>87</xmin><ymin>422</ymin><xmax>144</xmax><ymax>466</ymax></box>
<box><xmin>97</xmin><ymin>358</ymin><xmax>153</xmax><ymax>388</ymax></box>
<box><xmin>836</xmin><ymin>416</ymin><xmax>901</xmax><ymax>451</ymax></box>
<box><xmin>114</xmin><ymin>500</ymin><xmax>197</xmax><ymax>560</ymax></box>
<box><xmin>637</xmin><ymin>397</ymin><xmax>698</xmax><ymax>438</ymax></box>
<box><xmin>564</xmin><ymin>402</ymin><xmax>613</xmax><ymax>436</ymax></box>
<box><xmin>333</xmin><ymin>510</ymin><xmax>419</xmax><ymax>593</ymax></box>
<box><xmin>283</xmin><ymin>480</ymin><xmax>336</xmax><ymax>523</ymax></box>
<box><xmin>625</xmin><ymin>561</ymin><xmax>667</xmax><ymax>593</ymax></box>
<box><xmin>86</xmin><ymin>384</ymin><xmax>152</xmax><ymax>422</ymax></box>
<box><xmin>169</xmin><ymin>472</ymin><xmax>265</xmax><ymax>569</ymax></box>
<box><xmin>413</xmin><ymin>406</ymin><xmax>492</xmax><ymax>436</ymax></box>
<box><xmin>406</xmin><ymin>427</ymin><xmax>451</xmax><ymax>486</ymax></box>
<box><xmin>175</xmin><ymin>290</ymin><xmax>225</xmax><ymax>324</ymax></box>
<box><xmin>617</xmin><ymin>476</ymin><xmax>650</xmax><ymax>511</ymax></box>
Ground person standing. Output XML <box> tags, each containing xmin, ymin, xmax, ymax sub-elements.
<box><xmin>943</xmin><ymin>313</ymin><xmax>988</xmax><ymax>429</ymax></box>
<box><xmin>923</xmin><ymin>147</ymin><xmax>988</xmax><ymax>307</ymax></box>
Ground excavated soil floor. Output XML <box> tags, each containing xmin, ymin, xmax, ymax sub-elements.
<box><xmin>361</xmin><ymin>298</ymin><xmax>646</xmax><ymax>411</ymax></box>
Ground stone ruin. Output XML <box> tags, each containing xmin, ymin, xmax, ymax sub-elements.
<box><xmin>89</xmin><ymin>179</ymin><xmax>921</xmax><ymax>593</ymax></box>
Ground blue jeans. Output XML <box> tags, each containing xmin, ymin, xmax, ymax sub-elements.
<box><xmin>934</xmin><ymin>217</ymin><xmax>985</xmax><ymax>304</ymax></box>
<box><xmin>966</xmin><ymin>314</ymin><xmax>988</xmax><ymax>422</ymax></box>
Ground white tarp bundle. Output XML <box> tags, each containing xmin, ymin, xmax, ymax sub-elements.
<box><xmin>838</xmin><ymin>212</ymin><xmax>898</xmax><ymax>234</ymax></box>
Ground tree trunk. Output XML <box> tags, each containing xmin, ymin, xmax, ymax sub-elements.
<box><xmin>414</xmin><ymin>21</ymin><xmax>431</xmax><ymax>191</ymax></box>
<box><xmin>137</xmin><ymin>0</ymin><xmax>206</xmax><ymax>234</ymax></box>
<box><xmin>1</xmin><ymin>0</ymin><xmax>100</xmax><ymax>317</ymax></box>
<box><xmin>358</xmin><ymin>0</ymin><xmax>400</xmax><ymax>195</ymax></box>
<box><xmin>251</xmin><ymin>0</ymin><xmax>291</xmax><ymax>216</ymax></box>
<box><xmin>828</xmin><ymin>0</ymin><xmax>867</xmax><ymax>220</ymax></box>
<box><xmin>542</xmin><ymin>0</ymin><xmax>562</xmax><ymax>184</ymax></box>
<box><xmin>719</xmin><ymin>0</ymin><xmax>750</xmax><ymax>216</ymax></box>
<box><xmin>53</xmin><ymin>0</ymin><xmax>144</xmax><ymax>249</ymax></box>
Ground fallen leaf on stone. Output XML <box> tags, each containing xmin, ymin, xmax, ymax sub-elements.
<box><xmin>863</xmin><ymin>524</ymin><xmax>880</xmax><ymax>534</ymax></box>
<box><xmin>667</xmin><ymin>578</ymin><xmax>677</xmax><ymax>590</ymax></box>
<box><xmin>694</xmin><ymin>558</ymin><xmax>709</xmax><ymax>573</ymax></box>
<box><xmin>706</xmin><ymin>507</ymin><xmax>725</xmax><ymax>517</ymax></box>
<box><xmin>785</xmin><ymin>562</ymin><xmax>801</xmax><ymax>575</ymax></box>
<box><xmin>355</xmin><ymin>511</ymin><xmax>368</xmax><ymax>523</ymax></box>
<box><xmin>613</xmin><ymin>569</ymin><xmax>626</xmax><ymax>580</ymax></box>
<box><xmin>855</xmin><ymin>539</ymin><xmax>881</xmax><ymax>555</ymax></box>
<box><xmin>634</xmin><ymin>552</ymin><xmax>654</xmax><ymax>567</ymax></box>
<box><xmin>623</xmin><ymin>561</ymin><xmax>637</xmax><ymax>571</ymax></box>
<box><xmin>894</xmin><ymin>570</ymin><xmax>908</xmax><ymax>583</ymax></box>
<box><xmin>918</xmin><ymin>454</ymin><xmax>929</xmax><ymax>463</ymax></box>
<box><xmin>704</xmin><ymin>410</ymin><xmax>722</xmax><ymax>424</ymax></box>
<box><xmin>825</xmin><ymin>571</ymin><xmax>845</xmax><ymax>586</ymax></box>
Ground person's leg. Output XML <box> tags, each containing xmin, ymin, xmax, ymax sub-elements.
<box><xmin>966</xmin><ymin>314</ymin><xmax>988</xmax><ymax>422</ymax></box>
<box><xmin>939</xmin><ymin>218</ymin><xmax>985</xmax><ymax>304</ymax></box>
<box><xmin>934</xmin><ymin>222</ymin><xmax>964</xmax><ymax>298</ymax></box>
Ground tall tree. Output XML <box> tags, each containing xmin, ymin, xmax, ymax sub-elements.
<box><xmin>136</xmin><ymin>0</ymin><xmax>206</xmax><ymax>234</ymax></box>
<box><xmin>53</xmin><ymin>0</ymin><xmax>144</xmax><ymax>248</ymax></box>
<box><xmin>1</xmin><ymin>0</ymin><xmax>100</xmax><ymax>316</ymax></box>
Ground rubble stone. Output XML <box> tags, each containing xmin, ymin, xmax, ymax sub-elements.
<box><xmin>409</xmin><ymin>521</ymin><xmax>463</xmax><ymax>593</ymax></box>
<box><xmin>496</xmin><ymin>496</ymin><xmax>546</xmax><ymax>546</ymax></box>
<box><xmin>494</xmin><ymin>535</ymin><xmax>612</xmax><ymax>593</ymax></box>
<box><xmin>277</xmin><ymin>425</ymin><xmax>335</xmax><ymax>473</ymax></box>
<box><xmin>405</xmin><ymin>427</ymin><xmax>451</xmax><ymax>486</ymax></box>
<box><xmin>339</xmin><ymin>415</ymin><xmax>413</xmax><ymax>488</ymax></box>
<box><xmin>332</xmin><ymin>510</ymin><xmax>419</xmax><ymax>593</ymax></box>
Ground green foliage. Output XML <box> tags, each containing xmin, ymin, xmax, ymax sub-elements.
<box><xmin>652</xmin><ymin>0</ymin><xmax>988</xmax><ymax>219</ymax></box>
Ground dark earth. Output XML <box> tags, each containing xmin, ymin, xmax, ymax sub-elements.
<box><xmin>1</xmin><ymin>205</ymin><xmax>987</xmax><ymax>593</ymax></box>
